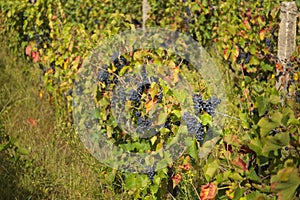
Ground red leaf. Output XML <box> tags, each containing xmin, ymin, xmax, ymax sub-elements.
<box><xmin>179</xmin><ymin>163</ymin><xmax>193</xmax><ymax>171</ymax></box>
<box><xmin>25</xmin><ymin>45</ymin><xmax>31</xmax><ymax>56</ymax></box>
<box><xmin>232</xmin><ymin>158</ymin><xmax>247</xmax><ymax>171</ymax></box>
<box><xmin>242</xmin><ymin>20</ymin><xmax>251</xmax><ymax>30</ymax></box>
<box><xmin>28</xmin><ymin>118</ymin><xmax>37</xmax><ymax>126</ymax></box>
<box><xmin>172</xmin><ymin>173</ymin><xmax>182</xmax><ymax>188</ymax></box>
<box><xmin>200</xmin><ymin>182</ymin><xmax>217</xmax><ymax>200</ymax></box>
<box><xmin>31</xmin><ymin>52</ymin><xmax>40</xmax><ymax>63</ymax></box>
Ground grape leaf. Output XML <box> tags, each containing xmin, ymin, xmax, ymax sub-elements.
<box><xmin>262</xmin><ymin>131</ymin><xmax>290</xmax><ymax>155</ymax></box>
<box><xmin>271</xmin><ymin>167</ymin><xmax>300</xmax><ymax>200</ymax></box>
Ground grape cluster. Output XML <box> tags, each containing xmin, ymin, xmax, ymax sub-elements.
<box><xmin>145</xmin><ymin>165</ymin><xmax>156</xmax><ymax>181</ymax></box>
<box><xmin>192</xmin><ymin>94</ymin><xmax>204</xmax><ymax>116</ymax></box>
<box><xmin>97</xmin><ymin>55</ymin><xmax>127</xmax><ymax>86</ymax></box>
<box><xmin>265</xmin><ymin>37</ymin><xmax>274</xmax><ymax>53</ymax></box>
<box><xmin>134</xmin><ymin>110</ymin><xmax>152</xmax><ymax>130</ymax></box>
<box><xmin>98</xmin><ymin>70</ymin><xmax>109</xmax><ymax>83</ymax></box>
<box><xmin>137</xmin><ymin>117</ymin><xmax>152</xmax><ymax>131</ymax></box>
<box><xmin>113</xmin><ymin>55</ymin><xmax>127</xmax><ymax>70</ymax></box>
<box><xmin>182</xmin><ymin>112</ymin><xmax>204</xmax><ymax>142</ymax></box>
<box><xmin>192</xmin><ymin>94</ymin><xmax>221</xmax><ymax>116</ymax></box>
<box><xmin>236</xmin><ymin>43</ymin><xmax>251</xmax><ymax>65</ymax></box>
<box><xmin>129</xmin><ymin>89</ymin><xmax>141</xmax><ymax>107</ymax></box>
<box><xmin>203</xmin><ymin>96</ymin><xmax>221</xmax><ymax>115</ymax></box>
<box><xmin>129</xmin><ymin>82</ymin><xmax>150</xmax><ymax>107</ymax></box>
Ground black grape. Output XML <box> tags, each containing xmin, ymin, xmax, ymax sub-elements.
<box><xmin>244</xmin><ymin>53</ymin><xmax>251</xmax><ymax>64</ymax></box>
<box><xmin>156</xmin><ymin>91</ymin><xmax>163</xmax><ymax>103</ymax></box>
<box><xmin>192</xmin><ymin>94</ymin><xmax>204</xmax><ymax>115</ymax></box>
<box><xmin>98</xmin><ymin>70</ymin><xmax>109</xmax><ymax>83</ymax></box>
<box><xmin>113</xmin><ymin>55</ymin><xmax>127</xmax><ymax>71</ymax></box>
<box><xmin>129</xmin><ymin>89</ymin><xmax>141</xmax><ymax>106</ymax></box>
<box><xmin>98</xmin><ymin>65</ymin><xmax>109</xmax><ymax>83</ymax></box>
<box><xmin>182</xmin><ymin>112</ymin><xmax>204</xmax><ymax>142</ymax></box>
<box><xmin>67</xmin><ymin>89</ymin><xmax>73</xmax><ymax>96</ymax></box>
<box><xmin>203</xmin><ymin>96</ymin><xmax>221</xmax><ymax>116</ymax></box>
<box><xmin>137</xmin><ymin>117</ymin><xmax>152</xmax><ymax>130</ymax></box>
<box><xmin>145</xmin><ymin>165</ymin><xmax>155</xmax><ymax>181</ymax></box>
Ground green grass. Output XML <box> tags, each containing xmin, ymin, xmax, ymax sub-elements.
<box><xmin>0</xmin><ymin>42</ymin><xmax>130</xmax><ymax>199</ymax></box>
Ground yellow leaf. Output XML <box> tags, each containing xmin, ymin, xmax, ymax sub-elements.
<box><xmin>145</xmin><ymin>99</ymin><xmax>155</xmax><ymax>113</ymax></box>
<box><xmin>259</xmin><ymin>29</ymin><xmax>267</xmax><ymax>41</ymax></box>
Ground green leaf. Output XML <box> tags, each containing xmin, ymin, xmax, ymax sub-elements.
<box><xmin>269</xmin><ymin>95</ymin><xmax>281</xmax><ymax>105</ymax></box>
<box><xmin>262</xmin><ymin>131</ymin><xmax>290</xmax><ymax>154</ymax></box>
<box><xmin>245</xmin><ymin>191</ymin><xmax>268</xmax><ymax>200</ymax></box>
<box><xmin>252</xmin><ymin>84</ymin><xmax>264</xmax><ymax>94</ymax></box>
<box><xmin>125</xmin><ymin>174</ymin><xmax>137</xmax><ymax>190</ymax></box>
<box><xmin>258</xmin><ymin>112</ymin><xmax>282</xmax><ymax>137</ymax></box>
<box><xmin>282</xmin><ymin>107</ymin><xmax>295</xmax><ymax>126</ymax></box>
<box><xmin>173</xmin><ymin>89</ymin><xmax>188</xmax><ymax>103</ymax></box>
<box><xmin>0</xmin><ymin>142</ymin><xmax>9</xmax><ymax>152</ymax></box>
<box><xmin>157</xmin><ymin>111</ymin><xmax>168</xmax><ymax>125</ymax></box>
<box><xmin>228</xmin><ymin>172</ymin><xmax>244</xmax><ymax>181</ymax></box>
<box><xmin>170</xmin><ymin>110</ymin><xmax>181</xmax><ymax>119</ymax></box>
<box><xmin>200</xmin><ymin>113</ymin><xmax>212</xmax><ymax>126</ymax></box>
<box><xmin>287</xmin><ymin>118</ymin><xmax>300</xmax><ymax>125</ymax></box>
<box><xmin>256</xmin><ymin>96</ymin><xmax>267</xmax><ymax>116</ymax></box>
<box><xmin>186</xmin><ymin>139</ymin><xmax>197</xmax><ymax>159</ymax></box>
<box><xmin>239</xmin><ymin>112</ymin><xmax>250</xmax><ymax>129</ymax></box>
<box><xmin>250</xmin><ymin>55</ymin><xmax>260</xmax><ymax>65</ymax></box>
<box><xmin>17</xmin><ymin>147</ymin><xmax>29</xmax><ymax>155</ymax></box>
<box><xmin>203</xmin><ymin>159</ymin><xmax>220</xmax><ymax>182</ymax></box>
<box><xmin>247</xmin><ymin>167</ymin><xmax>262</xmax><ymax>182</ymax></box>
<box><xmin>261</xmin><ymin>62</ymin><xmax>273</xmax><ymax>71</ymax></box>
<box><xmin>248</xmin><ymin>137</ymin><xmax>263</xmax><ymax>155</ymax></box>
<box><xmin>233</xmin><ymin>187</ymin><xmax>244</xmax><ymax>200</ymax></box>
<box><xmin>270</xmin><ymin>112</ymin><xmax>283</xmax><ymax>125</ymax></box>
<box><xmin>271</xmin><ymin>167</ymin><xmax>300</xmax><ymax>200</ymax></box>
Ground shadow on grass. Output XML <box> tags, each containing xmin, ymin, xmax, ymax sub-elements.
<box><xmin>0</xmin><ymin>151</ymin><xmax>46</xmax><ymax>199</ymax></box>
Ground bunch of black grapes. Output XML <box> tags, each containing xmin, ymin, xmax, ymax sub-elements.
<box><xmin>145</xmin><ymin>164</ymin><xmax>156</xmax><ymax>181</ymax></box>
<box><xmin>183</xmin><ymin>94</ymin><xmax>221</xmax><ymax>142</ymax></box>
<box><xmin>235</xmin><ymin>43</ymin><xmax>251</xmax><ymax>65</ymax></box>
<box><xmin>183</xmin><ymin>112</ymin><xmax>204</xmax><ymax>142</ymax></box>
<box><xmin>192</xmin><ymin>94</ymin><xmax>221</xmax><ymax>116</ymax></box>
<box><xmin>128</xmin><ymin>65</ymin><xmax>164</xmax><ymax>132</ymax></box>
<box><xmin>97</xmin><ymin>55</ymin><xmax>127</xmax><ymax>85</ymax></box>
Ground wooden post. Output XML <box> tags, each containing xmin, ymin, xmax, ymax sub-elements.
<box><xmin>276</xmin><ymin>2</ymin><xmax>298</xmax><ymax>95</ymax></box>
<box><xmin>142</xmin><ymin>0</ymin><xmax>151</xmax><ymax>32</ymax></box>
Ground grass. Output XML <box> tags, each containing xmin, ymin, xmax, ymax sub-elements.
<box><xmin>0</xmin><ymin>41</ymin><xmax>130</xmax><ymax>199</ymax></box>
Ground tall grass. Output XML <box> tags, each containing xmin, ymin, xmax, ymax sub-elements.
<box><xmin>0</xmin><ymin>39</ymin><xmax>130</xmax><ymax>199</ymax></box>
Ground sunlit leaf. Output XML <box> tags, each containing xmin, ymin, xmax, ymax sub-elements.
<box><xmin>200</xmin><ymin>182</ymin><xmax>217</xmax><ymax>200</ymax></box>
<box><xmin>271</xmin><ymin>166</ymin><xmax>300</xmax><ymax>200</ymax></box>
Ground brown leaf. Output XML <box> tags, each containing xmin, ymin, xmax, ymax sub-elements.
<box><xmin>232</xmin><ymin>157</ymin><xmax>247</xmax><ymax>171</ymax></box>
<box><xmin>200</xmin><ymin>182</ymin><xmax>217</xmax><ymax>200</ymax></box>
<box><xmin>172</xmin><ymin>173</ymin><xmax>182</xmax><ymax>188</ymax></box>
